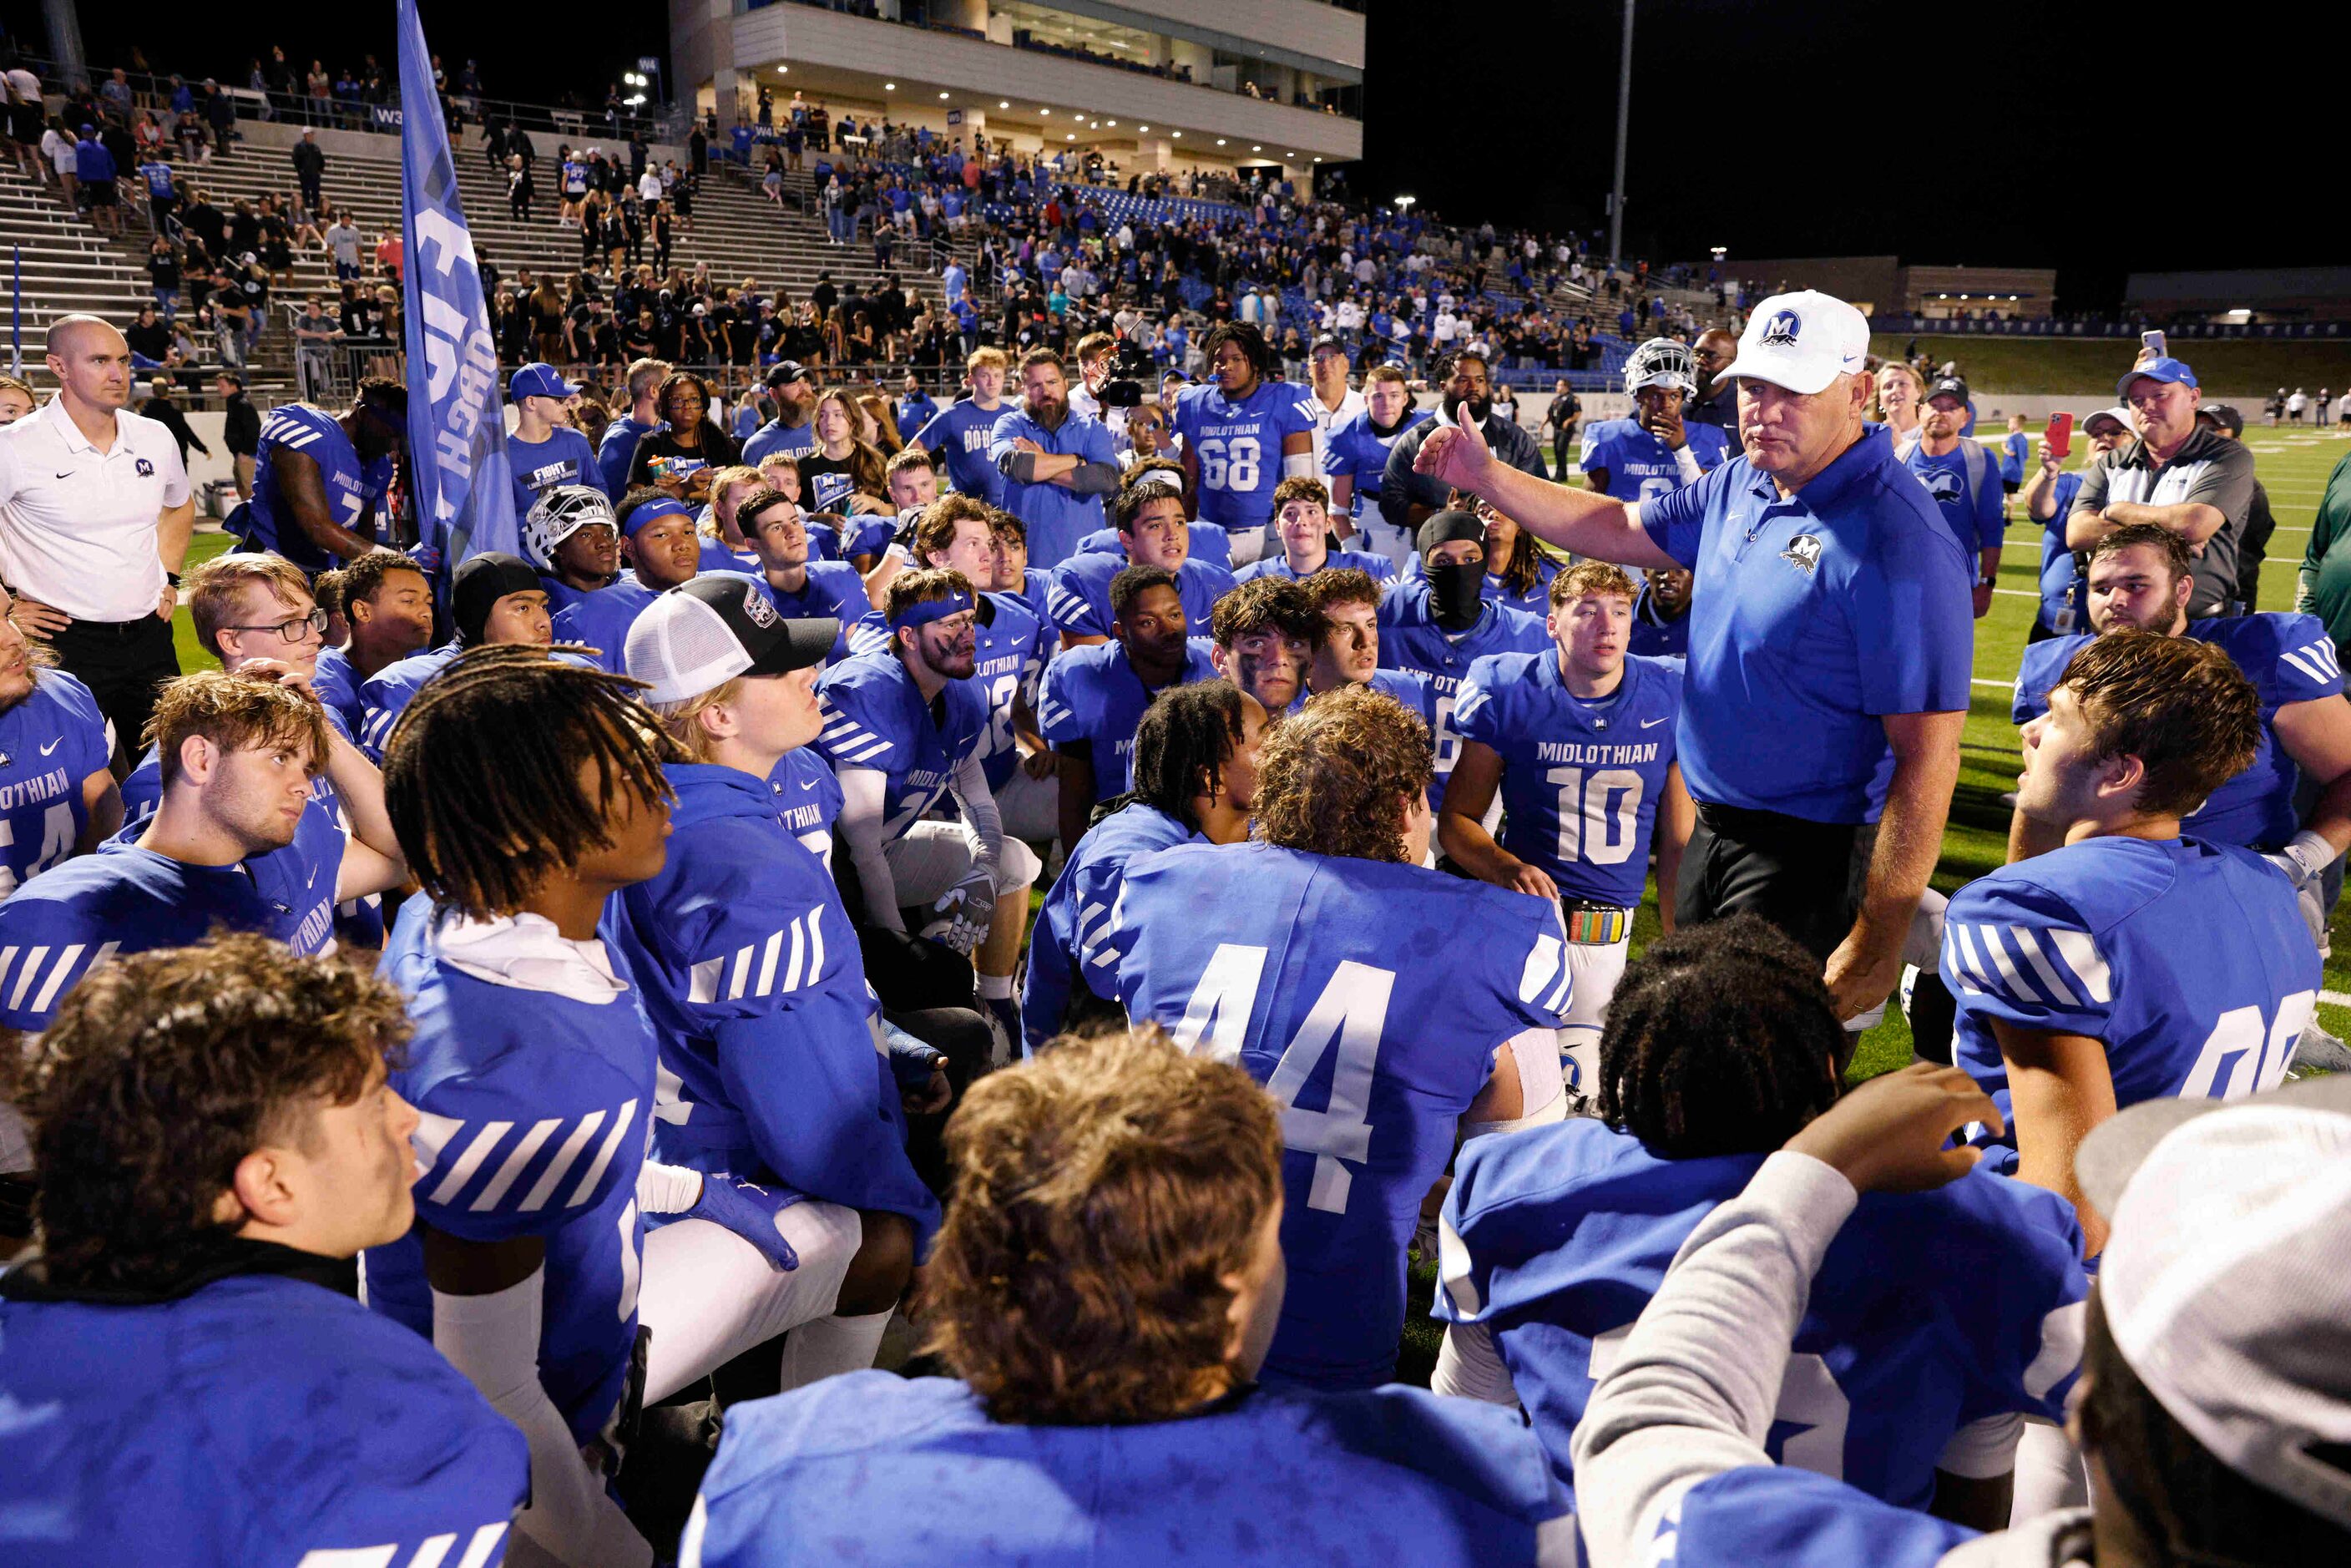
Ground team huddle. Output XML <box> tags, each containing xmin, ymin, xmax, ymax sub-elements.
<box><xmin>0</xmin><ymin>300</ymin><xmax>2346</xmax><ymax>1568</ymax></box>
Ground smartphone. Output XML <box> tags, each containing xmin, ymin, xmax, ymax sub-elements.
<box><xmin>2045</xmin><ymin>412</ymin><xmax>2073</xmax><ymax>460</ymax></box>
<box><xmin>2141</xmin><ymin>329</ymin><xmax>2167</xmax><ymax>360</ymax></box>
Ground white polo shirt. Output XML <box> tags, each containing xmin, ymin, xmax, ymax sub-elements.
<box><xmin>0</xmin><ymin>397</ymin><xmax>190</xmax><ymax>623</ymax></box>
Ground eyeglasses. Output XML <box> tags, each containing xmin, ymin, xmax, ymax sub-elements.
<box><xmin>225</xmin><ymin>607</ymin><xmax>329</xmax><ymax>642</ymax></box>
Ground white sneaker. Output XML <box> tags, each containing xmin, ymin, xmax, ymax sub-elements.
<box><xmin>2292</xmin><ymin>1022</ymin><xmax>2351</xmax><ymax>1075</ymax></box>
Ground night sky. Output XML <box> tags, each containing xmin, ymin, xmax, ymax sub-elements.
<box><xmin>13</xmin><ymin>0</ymin><xmax>2342</xmax><ymax>312</ymax></box>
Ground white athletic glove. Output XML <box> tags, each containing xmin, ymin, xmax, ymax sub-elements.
<box><xmin>2263</xmin><ymin>828</ymin><xmax>2334</xmax><ymax>949</ymax></box>
<box><xmin>918</xmin><ymin>864</ymin><xmax>997</xmax><ymax>955</ymax></box>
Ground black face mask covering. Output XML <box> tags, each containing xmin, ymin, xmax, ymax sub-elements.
<box><xmin>1428</xmin><ymin>559</ymin><xmax>1486</xmax><ymax>630</ymax></box>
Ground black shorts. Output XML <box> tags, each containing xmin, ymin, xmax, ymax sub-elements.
<box><xmin>2001</xmin><ymin>478</ymin><xmax>2020</xmax><ymax>495</ymax></box>
<box><xmin>84</xmin><ymin>180</ymin><xmax>116</xmax><ymax>207</ymax></box>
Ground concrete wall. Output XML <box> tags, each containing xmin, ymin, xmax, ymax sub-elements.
<box><xmin>230</xmin><ymin>109</ymin><xmax>690</xmax><ymax>169</ymax></box>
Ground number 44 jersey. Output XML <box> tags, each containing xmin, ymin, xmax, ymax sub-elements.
<box><xmin>1115</xmin><ymin>841</ymin><xmax>1574</xmax><ymax>1391</ymax></box>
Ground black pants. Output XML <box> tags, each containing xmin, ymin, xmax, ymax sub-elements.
<box><xmin>1677</xmin><ymin>801</ymin><xmax>1876</xmax><ymax>964</ymax></box>
<box><xmin>51</xmin><ymin>614</ymin><xmax>179</xmax><ymax>771</ymax></box>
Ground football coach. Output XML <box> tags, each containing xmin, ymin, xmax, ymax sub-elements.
<box><xmin>1414</xmin><ymin>291</ymin><xmax>1971</xmax><ymax>1019</ymax></box>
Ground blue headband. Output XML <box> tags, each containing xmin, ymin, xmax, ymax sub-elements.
<box><xmin>888</xmin><ymin>589</ymin><xmax>976</xmax><ymax>631</ymax></box>
<box><xmin>622</xmin><ymin>498</ymin><xmax>695</xmax><ymax>537</ymax></box>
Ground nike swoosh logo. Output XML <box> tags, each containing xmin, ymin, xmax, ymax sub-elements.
<box><xmin>53</xmin><ymin>471</ymin><xmax>72</xmax><ymax>480</ymax></box>
<box><xmin>38</xmin><ymin>739</ymin><xmax>59</xmax><ymax>755</ymax></box>
<box><xmin>1641</xmin><ymin>717</ymin><xmax>1668</xmax><ymax>729</ymax></box>
<box><xmin>799</xmin><ymin>777</ymin><xmax>819</xmax><ymax>791</ymax></box>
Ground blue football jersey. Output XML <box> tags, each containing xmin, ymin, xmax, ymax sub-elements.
<box><xmin>1023</xmin><ymin>801</ymin><xmax>1196</xmax><ymax>1054</ymax></box>
<box><xmin>1452</xmin><ymin>651</ymin><xmax>1682</xmax><ymax>905</ymax></box>
<box><xmin>552</xmin><ymin>577</ymin><xmax>662</xmax><ymax>675</ymax></box>
<box><xmin>1902</xmin><ymin>440</ymin><xmax>2003</xmax><ymax>559</ymax></box>
<box><xmin>1234</xmin><ymin>548</ymin><xmax>1398</xmax><ymax>587</ymax></box>
<box><xmin>311</xmin><ymin>643</ymin><xmax>366</xmax><ymax>734</ymax></box>
<box><xmin>0</xmin><ymin>815</ymin><xmax>346</xmax><ymax>1031</ymax></box>
<box><xmin>1046</xmin><ymin>553</ymin><xmax>1236</xmax><ymax>641</ymax></box>
<box><xmin>1034</xmin><ymin>638</ymin><xmax>1220</xmax><ymax>802</ymax></box>
<box><xmin>909</xmin><ymin>397</ymin><xmax>1010</xmax><ymax>507</ymax></box>
<box><xmin>364</xmin><ymin>896</ymin><xmax>658</xmax><ymax>1449</ymax></box>
<box><xmin>767</xmin><ymin>746</ymin><xmax>843</xmax><ymax>860</ymax></box>
<box><xmin>1172</xmin><ymin>379</ymin><xmax>1320</xmax><ymax>529</ymax></box>
<box><xmin>1321</xmin><ymin>407</ymin><xmax>1430</xmax><ymax>519</ymax></box>
<box><xmin>613</xmin><ymin>764</ymin><xmax>938</xmax><ymax>1237</ymax></box>
<box><xmin>508</xmin><ymin>427</ymin><xmax>606</xmax><ymax>514</ymax></box>
<box><xmin>1437</xmin><ymin>1118</ymin><xmax>2086</xmax><ymax>1505</ymax></box>
<box><xmin>1579</xmin><ymin>417</ymin><xmax>1731</xmax><ymax>504</ymax></box>
<box><xmin>1115</xmin><ymin>842</ymin><xmax>1573</xmax><ymax>1388</ymax></box>
<box><xmin>972</xmin><ymin>594</ymin><xmax>1048</xmax><ymax>792</ymax></box>
<box><xmin>0</xmin><ymin>672</ymin><xmax>109</xmax><ymax>896</ymax></box>
<box><xmin>356</xmin><ymin>644</ymin><xmax>461</xmax><ymax>761</ymax></box>
<box><xmin>686</xmin><ymin>1372</ymin><xmax>1572</xmax><ymax>1568</ymax></box>
<box><xmin>751</xmin><ymin>563</ymin><xmax>867</xmax><ymax>665</ymax></box>
<box><xmin>1943</xmin><ymin>836</ymin><xmax>2320</xmax><ymax>1165</ymax></box>
<box><xmin>1628</xmin><ymin>582</ymin><xmax>1691</xmax><ymax>658</ymax></box>
<box><xmin>246</xmin><ymin>403</ymin><xmax>384</xmax><ymax>572</ymax></box>
<box><xmin>2012</xmin><ymin>615</ymin><xmax>2343</xmax><ymax>851</ymax></box>
<box><xmin>1075</xmin><ymin>521</ymin><xmax>1233</xmax><ymax>569</ymax></box>
<box><xmin>0</xmin><ymin>1267</ymin><xmax>526</xmax><ymax>1567</ymax></box>
<box><xmin>813</xmin><ymin>649</ymin><xmax>988</xmax><ymax>836</ymax></box>
<box><xmin>1626</xmin><ymin>1465</ymin><xmax>1976</xmax><ymax>1568</ymax></box>
<box><xmin>1377</xmin><ymin>580</ymin><xmax>1550</xmax><ymax>801</ymax></box>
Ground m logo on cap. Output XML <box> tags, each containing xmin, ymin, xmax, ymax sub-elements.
<box><xmin>743</xmin><ymin>588</ymin><xmax>781</xmax><ymax>630</ymax></box>
<box><xmin>1761</xmin><ymin>311</ymin><xmax>1802</xmax><ymax>348</ymax></box>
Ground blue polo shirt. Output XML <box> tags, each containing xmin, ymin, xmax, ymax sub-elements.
<box><xmin>1640</xmin><ymin>435</ymin><xmax>1973</xmax><ymax>824</ymax></box>
<box><xmin>988</xmin><ymin>407</ymin><xmax>1117</xmax><ymax>569</ymax></box>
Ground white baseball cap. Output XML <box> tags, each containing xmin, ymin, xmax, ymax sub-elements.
<box><xmin>624</xmin><ymin>576</ymin><xmax>837</xmax><ymax>705</ymax></box>
<box><xmin>1714</xmin><ymin>290</ymin><xmax>1871</xmax><ymax>396</ymax></box>
<box><xmin>2077</xmin><ymin>1072</ymin><xmax>2351</xmax><ymax>1528</ymax></box>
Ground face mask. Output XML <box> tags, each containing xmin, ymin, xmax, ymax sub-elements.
<box><xmin>1428</xmin><ymin>559</ymin><xmax>1485</xmax><ymax>630</ymax></box>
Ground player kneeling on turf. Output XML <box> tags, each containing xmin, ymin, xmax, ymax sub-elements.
<box><xmin>0</xmin><ymin>935</ymin><xmax>528</xmax><ymax>1565</ymax></box>
<box><xmin>681</xmin><ymin>1029</ymin><xmax>1577</xmax><ymax>1567</ymax></box>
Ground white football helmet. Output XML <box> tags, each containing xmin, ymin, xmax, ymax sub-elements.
<box><xmin>1623</xmin><ymin>338</ymin><xmax>1698</xmax><ymax>397</ymax></box>
<box><xmin>523</xmin><ymin>484</ymin><xmax>618</xmax><ymax>572</ymax></box>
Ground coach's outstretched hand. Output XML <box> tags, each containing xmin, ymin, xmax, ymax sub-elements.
<box><xmin>1787</xmin><ymin>1063</ymin><xmax>2000</xmax><ymax>1194</ymax></box>
<box><xmin>1413</xmin><ymin>400</ymin><xmax>1497</xmax><ymax>494</ymax></box>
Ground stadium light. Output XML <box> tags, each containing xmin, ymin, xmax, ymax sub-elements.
<box><xmin>1106</xmin><ymin>119</ymin><xmax>1115</xmax><ymax>127</ymax></box>
<box><xmin>884</xmin><ymin>83</ymin><xmax>896</xmax><ymax>90</ymax></box>
<box><xmin>1138</xmin><ymin>124</ymin><xmax>1149</xmax><ymax>132</ymax></box>
<box><xmin>999</xmin><ymin>100</ymin><xmax>1010</xmax><ymax>109</ymax></box>
<box><xmin>1066</xmin><ymin>133</ymin><xmax>1075</xmax><ymax>140</ymax></box>
<box><xmin>939</xmin><ymin>91</ymin><xmax>949</xmax><ymax>99</ymax></box>
<box><xmin>1216</xmin><ymin>138</ymin><xmax>1226</xmax><ymax>145</ymax></box>
<box><xmin>1040</xmin><ymin>108</ymin><xmax>1050</xmax><ymax>115</ymax></box>
<box><xmin>624</xmin><ymin>94</ymin><xmax>647</xmax><ymax>107</ymax></box>
<box><xmin>623</xmin><ymin>72</ymin><xmax>645</xmax><ymax>87</ymax></box>
<box><xmin>1251</xmin><ymin>144</ymin><xmax>1261</xmax><ymax>151</ymax></box>
<box><xmin>1710</xmin><ymin>245</ymin><xmax>1726</xmax><ymax>260</ymax></box>
<box><xmin>1171</xmin><ymin>130</ymin><xmax>1181</xmax><ymax>139</ymax></box>
<box><xmin>1394</xmin><ymin>195</ymin><xmax>1417</xmax><ymax>211</ymax></box>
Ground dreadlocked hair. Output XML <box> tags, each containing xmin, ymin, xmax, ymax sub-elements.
<box><xmin>1130</xmin><ymin>681</ymin><xmax>1248</xmax><ymax>832</ymax></box>
<box><xmin>381</xmin><ymin>644</ymin><xmax>684</xmax><ymax>920</ymax></box>
<box><xmin>1595</xmin><ymin>912</ymin><xmax>1843</xmax><ymax>1156</ymax></box>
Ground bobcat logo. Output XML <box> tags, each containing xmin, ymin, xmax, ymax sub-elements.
<box><xmin>1761</xmin><ymin>311</ymin><xmax>1801</xmax><ymax>347</ymax></box>
<box><xmin>1782</xmin><ymin>534</ymin><xmax>1823</xmax><ymax>574</ymax></box>
<box><xmin>1921</xmin><ymin>469</ymin><xmax>1964</xmax><ymax>502</ymax></box>
<box><xmin>743</xmin><ymin>588</ymin><xmax>781</xmax><ymax>629</ymax></box>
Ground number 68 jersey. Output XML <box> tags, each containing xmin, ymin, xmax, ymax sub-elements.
<box><xmin>1114</xmin><ymin>841</ymin><xmax>1574</xmax><ymax>1391</ymax></box>
<box><xmin>1942</xmin><ymin>835</ymin><xmax>2320</xmax><ymax>1166</ymax></box>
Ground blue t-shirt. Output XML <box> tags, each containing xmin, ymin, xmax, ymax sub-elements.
<box><xmin>612</xmin><ymin>764</ymin><xmax>938</xmax><ymax>1237</ymax></box>
<box><xmin>1376</xmin><ymin>579</ymin><xmax>1550</xmax><ymax>802</ymax></box>
<box><xmin>598</xmin><ymin>413</ymin><xmax>662</xmax><ymax>496</ymax></box>
<box><xmin>1628</xmin><ymin>581</ymin><xmax>1691</xmax><ymax>658</ymax></box>
<box><xmin>1901</xmin><ymin>438</ymin><xmax>2003</xmax><ymax>559</ymax></box>
<box><xmin>139</xmin><ymin>159</ymin><xmax>174</xmax><ymax>200</ymax></box>
<box><xmin>508</xmin><ymin>426</ymin><xmax>607</xmax><ymax>515</ymax></box>
<box><xmin>363</xmin><ymin>897</ymin><xmax>657</xmax><ymax>1449</ymax></box>
<box><xmin>813</xmin><ymin>649</ymin><xmax>988</xmax><ymax>837</ymax></box>
<box><xmin>1579</xmin><ymin>417</ymin><xmax>1732</xmax><ymax>504</ymax></box>
<box><xmin>751</xmin><ymin>563</ymin><xmax>868</xmax><ymax>665</ymax></box>
<box><xmin>246</xmin><ymin>404</ymin><xmax>385</xmax><ymax>573</ymax></box>
<box><xmin>1453</xmin><ymin>651</ymin><xmax>1682</xmax><ymax>906</ymax></box>
<box><xmin>910</xmin><ymin>398</ymin><xmax>1012</xmax><ymax>508</ymax></box>
<box><xmin>551</xmin><ymin>576</ymin><xmax>662</xmax><ymax>674</ymax></box>
<box><xmin>1640</xmin><ymin>438</ymin><xmax>1974</xmax><ymax>823</ymax></box>
<box><xmin>1115</xmin><ymin>841</ymin><xmax>1572</xmax><ymax>1389</ymax></box>
<box><xmin>2000</xmin><ymin>430</ymin><xmax>2030</xmax><ymax>484</ymax></box>
<box><xmin>894</xmin><ymin>392</ymin><xmax>939</xmax><ymax>443</ymax></box>
<box><xmin>2010</xmin><ymin>614</ymin><xmax>2342</xmax><ymax>852</ymax></box>
<box><xmin>1047</xmin><ymin>553</ymin><xmax>1236</xmax><ymax>641</ymax></box>
<box><xmin>0</xmin><ymin>672</ymin><xmax>109</xmax><ymax>897</ymax></box>
<box><xmin>2036</xmin><ymin>471</ymin><xmax>2086</xmax><ymax>633</ymax></box>
<box><xmin>1944</xmin><ymin>836</ymin><xmax>2319</xmax><ymax>1169</ymax></box>
<box><xmin>988</xmin><ymin>407</ymin><xmax>1118</xmax><ymax>569</ymax></box>
<box><xmin>1437</xmin><ymin>1118</ymin><xmax>2086</xmax><ymax>1505</ymax></box>
<box><xmin>1171</xmin><ymin>379</ymin><xmax>1320</xmax><ymax>529</ymax></box>
<box><xmin>1035</xmin><ymin>638</ymin><xmax>1220</xmax><ymax>802</ymax></box>
<box><xmin>1023</xmin><ymin>801</ymin><xmax>1196</xmax><ymax>1054</ymax></box>
<box><xmin>0</xmin><ymin>813</ymin><xmax>346</xmax><ymax>1031</ymax></box>
<box><xmin>1321</xmin><ymin>407</ymin><xmax>1431</xmax><ymax>520</ymax></box>
<box><xmin>1234</xmin><ymin>548</ymin><xmax>1397</xmax><ymax>587</ymax></box>
<box><xmin>0</xmin><ymin>1269</ymin><xmax>527</xmax><ymax>1567</ymax></box>
<box><xmin>688</xmin><ymin>1372</ymin><xmax>1571</xmax><ymax>1567</ymax></box>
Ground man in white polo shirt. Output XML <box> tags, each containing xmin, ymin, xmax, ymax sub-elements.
<box><xmin>0</xmin><ymin>315</ymin><xmax>193</xmax><ymax>766</ymax></box>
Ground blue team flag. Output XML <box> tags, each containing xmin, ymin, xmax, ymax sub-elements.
<box><xmin>397</xmin><ymin>0</ymin><xmax>516</xmax><ymax>569</ymax></box>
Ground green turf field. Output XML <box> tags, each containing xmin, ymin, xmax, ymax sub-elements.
<box><xmin>1869</xmin><ymin>335</ymin><xmax>2351</xmax><ymax>397</ymax></box>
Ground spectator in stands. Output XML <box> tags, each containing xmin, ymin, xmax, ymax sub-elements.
<box><xmin>628</xmin><ymin>371</ymin><xmax>740</xmax><ymax>498</ymax></box>
<box><xmin>217</xmin><ymin>370</ymin><xmax>259</xmax><ymax>499</ymax></box>
<box><xmin>1381</xmin><ymin>351</ymin><xmax>1546</xmax><ymax>535</ymax></box>
<box><xmin>72</xmin><ymin>124</ymin><xmax>120</xmax><ymax>235</ymax></box>
<box><xmin>293</xmin><ymin>299</ymin><xmax>343</xmax><ymax>403</ymax></box>
<box><xmin>0</xmin><ymin>315</ymin><xmax>193</xmax><ymax>765</ymax></box>
<box><xmin>322</xmin><ymin>210</ymin><xmax>362</xmax><ymax>281</ymax></box>
<box><xmin>796</xmin><ymin>388</ymin><xmax>892</xmax><ymax>519</ymax></box>
<box><xmin>2069</xmin><ymin>356</ymin><xmax>2256</xmax><ymax>620</ymax></box>
<box><xmin>291</xmin><ymin>127</ymin><xmax>325</xmax><ymax>212</ymax></box>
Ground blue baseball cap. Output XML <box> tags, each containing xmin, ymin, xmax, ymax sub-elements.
<box><xmin>508</xmin><ymin>362</ymin><xmax>580</xmax><ymax>403</ymax></box>
<box><xmin>2118</xmin><ymin>357</ymin><xmax>2198</xmax><ymax>400</ymax></box>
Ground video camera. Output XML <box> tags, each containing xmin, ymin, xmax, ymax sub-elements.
<box><xmin>1095</xmin><ymin>336</ymin><xmax>1159</xmax><ymax>408</ymax></box>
